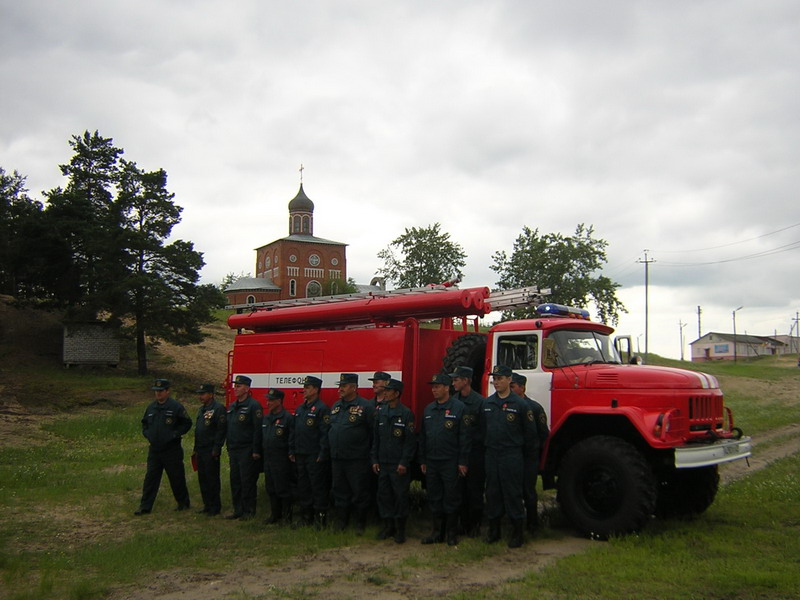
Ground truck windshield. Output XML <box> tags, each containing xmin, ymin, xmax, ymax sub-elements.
<box><xmin>549</xmin><ymin>330</ymin><xmax>622</xmax><ymax>366</ymax></box>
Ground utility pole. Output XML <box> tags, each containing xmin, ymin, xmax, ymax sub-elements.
<box><xmin>679</xmin><ymin>320</ymin><xmax>687</xmax><ymax>361</ymax></box>
<box><xmin>637</xmin><ymin>250</ymin><xmax>655</xmax><ymax>362</ymax></box>
<box><xmin>697</xmin><ymin>305</ymin><xmax>702</xmax><ymax>339</ymax></box>
<box><xmin>732</xmin><ymin>306</ymin><xmax>743</xmax><ymax>363</ymax></box>
<box><xmin>793</xmin><ymin>312</ymin><xmax>800</xmax><ymax>354</ymax></box>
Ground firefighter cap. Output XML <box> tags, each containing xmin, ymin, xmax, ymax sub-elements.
<box><xmin>233</xmin><ymin>375</ymin><xmax>252</xmax><ymax>386</ymax></box>
<box><xmin>368</xmin><ymin>371</ymin><xmax>391</xmax><ymax>382</ymax></box>
<box><xmin>151</xmin><ymin>378</ymin><xmax>171</xmax><ymax>391</ymax></box>
<box><xmin>428</xmin><ymin>373</ymin><xmax>452</xmax><ymax>386</ymax></box>
<box><xmin>303</xmin><ymin>375</ymin><xmax>323</xmax><ymax>388</ymax></box>
<box><xmin>449</xmin><ymin>366</ymin><xmax>473</xmax><ymax>379</ymax></box>
<box><xmin>336</xmin><ymin>373</ymin><xmax>359</xmax><ymax>385</ymax></box>
<box><xmin>511</xmin><ymin>373</ymin><xmax>527</xmax><ymax>386</ymax></box>
<box><xmin>489</xmin><ymin>365</ymin><xmax>513</xmax><ymax>377</ymax></box>
<box><xmin>384</xmin><ymin>378</ymin><xmax>404</xmax><ymax>393</ymax></box>
<box><xmin>266</xmin><ymin>388</ymin><xmax>284</xmax><ymax>402</ymax></box>
<box><xmin>194</xmin><ymin>383</ymin><xmax>215</xmax><ymax>394</ymax></box>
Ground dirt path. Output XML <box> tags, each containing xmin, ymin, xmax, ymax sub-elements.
<box><xmin>106</xmin><ymin>427</ymin><xmax>800</xmax><ymax>600</ymax></box>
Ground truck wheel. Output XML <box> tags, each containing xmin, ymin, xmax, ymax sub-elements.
<box><xmin>655</xmin><ymin>466</ymin><xmax>719</xmax><ymax>518</ymax></box>
<box><xmin>442</xmin><ymin>333</ymin><xmax>487</xmax><ymax>389</ymax></box>
<box><xmin>558</xmin><ymin>435</ymin><xmax>657</xmax><ymax>539</ymax></box>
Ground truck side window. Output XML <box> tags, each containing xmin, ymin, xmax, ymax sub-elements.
<box><xmin>497</xmin><ymin>335</ymin><xmax>538</xmax><ymax>370</ymax></box>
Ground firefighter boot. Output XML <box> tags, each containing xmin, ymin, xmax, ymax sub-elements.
<box><xmin>508</xmin><ymin>519</ymin><xmax>525</xmax><ymax>549</ymax></box>
<box><xmin>526</xmin><ymin>506</ymin><xmax>539</xmax><ymax>536</ymax></box>
<box><xmin>446</xmin><ymin>513</ymin><xmax>460</xmax><ymax>546</ymax></box>
<box><xmin>282</xmin><ymin>500</ymin><xmax>293</xmax><ymax>527</ymax></box>
<box><xmin>266</xmin><ymin>495</ymin><xmax>282</xmax><ymax>525</ymax></box>
<box><xmin>376</xmin><ymin>519</ymin><xmax>395</xmax><ymax>540</ymax></box>
<box><xmin>468</xmin><ymin>509</ymin><xmax>483</xmax><ymax>538</ymax></box>
<box><xmin>421</xmin><ymin>517</ymin><xmax>444</xmax><ymax>544</ymax></box>
<box><xmin>334</xmin><ymin>507</ymin><xmax>349</xmax><ymax>532</ymax></box>
<box><xmin>393</xmin><ymin>518</ymin><xmax>407</xmax><ymax>544</ymax></box>
<box><xmin>354</xmin><ymin>512</ymin><xmax>367</xmax><ymax>536</ymax></box>
<box><xmin>484</xmin><ymin>519</ymin><xmax>502</xmax><ymax>544</ymax></box>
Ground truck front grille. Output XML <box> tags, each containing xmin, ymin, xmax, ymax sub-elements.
<box><xmin>688</xmin><ymin>395</ymin><xmax>723</xmax><ymax>431</ymax></box>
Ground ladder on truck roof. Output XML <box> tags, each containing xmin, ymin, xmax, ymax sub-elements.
<box><xmin>227</xmin><ymin>285</ymin><xmax>551</xmax><ymax>314</ymax></box>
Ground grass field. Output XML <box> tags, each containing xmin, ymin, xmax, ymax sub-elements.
<box><xmin>1</xmin><ymin>334</ymin><xmax>800</xmax><ymax>598</ymax></box>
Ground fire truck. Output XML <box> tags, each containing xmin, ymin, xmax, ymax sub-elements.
<box><xmin>226</xmin><ymin>284</ymin><xmax>751</xmax><ymax>538</ymax></box>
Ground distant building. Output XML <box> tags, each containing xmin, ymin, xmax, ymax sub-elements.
<box><xmin>690</xmin><ymin>332</ymin><xmax>787</xmax><ymax>361</ymax></box>
<box><xmin>225</xmin><ymin>184</ymin><xmax>348</xmax><ymax>307</ymax></box>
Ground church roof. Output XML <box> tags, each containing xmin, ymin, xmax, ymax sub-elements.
<box><xmin>224</xmin><ymin>276</ymin><xmax>281</xmax><ymax>293</ymax></box>
<box><xmin>288</xmin><ymin>183</ymin><xmax>314</xmax><ymax>212</ymax></box>
<box><xmin>256</xmin><ymin>233</ymin><xmax>348</xmax><ymax>249</ymax></box>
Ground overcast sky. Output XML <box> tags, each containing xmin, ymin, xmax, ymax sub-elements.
<box><xmin>2</xmin><ymin>1</ymin><xmax>799</xmax><ymax>359</ymax></box>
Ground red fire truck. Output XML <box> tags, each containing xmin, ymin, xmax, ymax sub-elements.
<box><xmin>226</xmin><ymin>285</ymin><xmax>751</xmax><ymax>538</ymax></box>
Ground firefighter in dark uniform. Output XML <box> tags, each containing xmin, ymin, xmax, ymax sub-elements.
<box><xmin>449</xmin><ymin>365</ymin><xmax>485</xmax><ymax>537</ymax></box>
<box><xmin>225</xmin><ymin>375</ymin><xmax>263</xmax><ymax>520</ymax></box>
<box><xmin>482</xmin><ymin>365</ymin><xmax>536</xmax><ymax>548</ymax></box>
<box><xmin>371</xmin><ymin>379</ymin><xmax>416</xmax><ymax>544</ymax></box>
<box><xmin>419</xmin><ymin>373</ymin><xmax>470</xmax><ymax>546</ymax></box>
<box><xmin>367</xmin><ymin>371</ymin><xmax>391</xmax><ymax>522</ymax></box>
<box><xmin>293</xmin><ymin>375</ymin><xmax>331</xmax><ymax>529</ymax></box>
<box><xmin>262</xmin><ymin>388</ymin><xmax>295</xmax><ymax>525</ymax></box>
<box><xmin>327</xmin><ymin>372</ymin><xmax>375</xmax><ymax>534</ymax></box>
<box><xmin>135</xmin><ymin>379</ymin><xmax>192</xmax><ymax>515</ymax></box>
<box><xmin>511</xmin><ymin>372</ymin><xmax>550</xmax><ymax>535</ymax></box>
<box><xmin>191</xmin><ymin>383</ymin><xmax>226</xmax><ymax>516</ymax></box>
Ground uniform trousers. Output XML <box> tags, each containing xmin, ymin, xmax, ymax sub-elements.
<box><xmin>461</xmin><ymin>444</ymin><xmax>486</xmax><ymax>515</ymax></box>
<box><xmin>229</xmin><ymin>446</ymin><xmax>259</xmax><ymax>516</ymax></box>
<box><xmin>264</xmin><ymin>454</ymin><xmax>294</xmax><ymax>499</ymax></box>
<box><xmin>485</xmin><ymin>448</ymin><xmax>525</xmax><ymax>520</ymax></box>
<box><xmin>195</xmin><ymin>446</ymin><xmax>221</xmax><ymax>513</ymax></box>
<box><xmin>295</xmin><ymin>455</ymin><xmax>330</xmax><ymax>511</ymax></box>
<box><xmin>522</xmin><ymin>451</ymin><xmax>541</xmax><ymax>516</ymax></box>
<box><xmin>139</xmin><ymin>441</ymin><xmax>190</xmax><ymax>511</ymax></box>
<box><xmin>331</xmin><ymin>457</ymin><xmax>370</xmax><ymax>510</ymax></box>
<box><xmin>425</xmin><ymin>458</ymin><xmax>461</xmax><ymax>517</ymax></box>
<box><xmin>377</xmin><ymin>464</ymin><xmax>411</xmax><ymax>519</ymax></box>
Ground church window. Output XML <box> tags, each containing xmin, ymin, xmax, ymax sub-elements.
<box><xmin>306</xmin><ymin>281</ymin><xmax>322</xmax><ymax>297</ymax></box>
<box><xmin>289</xmin><ymin>279</ymin><xmax>297</xmax><ymax>297</ymax></box>
<box><xmin>246</xmin><ymin>295</ymin><xmax>256</xmax><ymax>304</ymax></box>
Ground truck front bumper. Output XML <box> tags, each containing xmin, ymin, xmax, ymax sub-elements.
<box><xmin>674</xmin><ymin>436</ymin><xmax>752</xmax><ymax>469</ymax></box>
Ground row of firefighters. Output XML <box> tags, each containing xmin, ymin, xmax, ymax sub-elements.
<box><xmin>136</xmin><ymin>364</ymin><xmax>549</xmax><ymax>549</ymax></box>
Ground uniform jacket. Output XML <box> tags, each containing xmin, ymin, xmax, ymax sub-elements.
<box><xmin>453</xmin><ymin>389</ymin><xmax>485</xmax><ymax>446</ymax></box>
<box><xmin>327</xmin><ymin>395</ymin><xmax>375</xmax><ymax>460</ymax></box>
<box><xmin>226</xmin><ymin>395</ymin><xmax>263</xmax><ymax>453</ymax></box>
<box><xmin>193</xmin><ymin>400</ymin><xmax>227</xmax><ymax>455</ymax></box>
<box><xmin>293</xmin><ymin>397</ymin><xmax>331</xmax><ymax>460</ymax></box>
<box><xmin>482</xmin><ymin>391</ymin><xmax>536</xmax><ymax>452</ymax></box>
<box><xmin>419</xmin><ymin>396</ymin><xmax>470</xmax><ymax>465</ymax></box>
<box><xmin>141</xmin><ymin>397</ymin><xmax>192</xmax><ymax>450</ymax></box>
<box><xmin>261</xmin><ymin>407</ymin><xmax>295</xmax><ymax>456</ymax></box>
<box><xmin>371</xmin><ymin>402</ymin><xmax>416</xmax><ymax>467</ymax></box>
<box><xmin>523</xmin><ymin>395</ymin><xmax>550</xmax><ymax>452</ymax></box>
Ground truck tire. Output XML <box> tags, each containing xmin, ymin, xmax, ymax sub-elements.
<box><xmin>655</xmin><ymin>465</ymin><xmax>719</xmax><ymax>518</ymax></box>
<box><xmin>442</xmin><ymin>333</ymin><xmax>487</xmax><ymax>389</ymax></box>
<box><xmin>557</xmin><ymin>435</ymin><xmax>657</xmax><ymax>539</ymax></box>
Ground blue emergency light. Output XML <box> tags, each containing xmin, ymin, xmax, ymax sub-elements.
<box><xmin>536</xmin><ymin>303</ymin><xmax>590</xmax><ymax>319</ymax></box>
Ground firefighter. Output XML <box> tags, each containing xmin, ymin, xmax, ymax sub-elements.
<box><xmin>368</xmin><ymin>371</ymin><xmax>391</xmax><ymax>407</ymax></box>
<box><xmin>419</xmin><ymin>373</ymin><xmax>470</xmax><ymax>546</ymax></box>
<box><xmin>191</xmin><ymin>383</ymin><xmax>226</xmax><ymax>516</ymax></box>
<box><xmin>135</xmin><ymin>379</ymin><xmax>192</xmax><ymax>515</ymax></box>
<box><xmin>261</xmin><ymin>388</ymin><xmax>295</xmax><ymax>525</ymax></box>
<box><xmin>370</xmin><ymin>379</ymin><xmax>416</xmax><ymax>544</ymax></box>
<box><xmin>327</xmin><ymin>372</ymin><xmax>376</xmax><ymax>534</ymax></box>
<box><xmin>225</xmin><ymin>375</ymin><xmax>263</xmax><ymax>520</ymax></box>
<box><xmin>449</xmin><ymin>365</ymin><xmax>485</xmax><ymax>537</ymax></box>
<box><xmin>482</xmin><ymin>365</ymin><xmax>537</xmax><ymax>548</ymax></box>
<box><xmin>510</xmin><ymin>372</ymin><xmax>550</xmax><ymax>535</ymax></box>
<box><xmin>293</xmin><ymin>375</ymin><xmax>331</xmax><ymax>528</ymax></box>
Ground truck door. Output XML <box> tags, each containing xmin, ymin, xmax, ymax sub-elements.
<box><xmin>492</xmin><ymin>332</ymin><xmax>552</xmax><ymax>426</ymax></box>
<box><xmin>614</xmin><ymin>335</ymin><xmax>635</xmax><ymax>364</ymax></box>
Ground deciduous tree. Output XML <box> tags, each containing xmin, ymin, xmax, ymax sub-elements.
<box><xmin>377</xmin><ymin>223</ymin><xmax>466</xmax><ymax>288</ymax></box>
<box><xmin>491</xmin><ymin>224</ymin><xmax>626</xmax><ymax>325</ymax></box>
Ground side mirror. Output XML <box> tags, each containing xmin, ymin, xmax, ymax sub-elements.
<box><xmin>629</xmin><ymin>355</ymin><xmax>643</xmax><ymax>365</ymax></box>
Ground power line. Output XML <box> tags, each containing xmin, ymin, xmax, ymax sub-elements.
<box><xmin>653</xmin><ymin>221</ymin><xmax>800</xmax><ymax>253</ymax></box>
<box><xmin>658</xmin><ymin>239</ymin><xmax>800</xmax><ymax>267</ymax></box>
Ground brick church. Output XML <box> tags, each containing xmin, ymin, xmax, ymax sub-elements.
<box><xmin>224</xmin><ymin>183</ymin><xmax>348</xmax><ymax>306</ymax></box>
